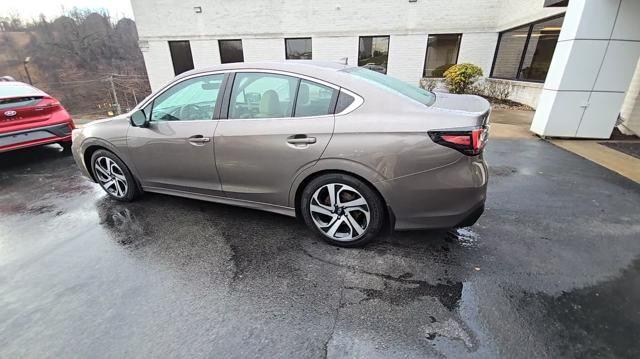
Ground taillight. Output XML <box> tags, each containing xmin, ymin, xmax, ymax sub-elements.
<box><xmin>35</xmin><ymin>97</ymin><xmax>61</xmax><ymax>109</ymax></box>
<box><xmin>428</xmin><ymin>127</ymin><xmax>488</xmax><ymax>156</ymax></box>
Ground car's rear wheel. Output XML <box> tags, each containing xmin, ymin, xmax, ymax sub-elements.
<box><xmin>300</xmin><ymin>173</ymin><xmax>385</xmax><ymax>247</ymax></box>
<box><xmin>91</xmin><ymin>149</ymin><xmax>140</xmax><ymax>202</ymax></box>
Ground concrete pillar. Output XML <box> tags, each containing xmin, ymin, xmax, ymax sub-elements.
<box><xmin>619</xmin><ymin>58</ymin><xmax>640</xmax><ymax>136</ymax></box>
<box><xmin>530</xmin><ymin>0</ymin><xmax>640</xmax><ymax>139</ymax></box>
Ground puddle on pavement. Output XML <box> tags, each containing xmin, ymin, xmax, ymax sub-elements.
<box><xmin>489</xmin><ymin>165</ymin><xmax>518</xmax><ymax>177</ymax></box>
<box><xmin>446</xmin><ymin>228</ymin><xmax>480</xmax><ymax>248</ymax></box>
<box><xmin>423</xmin><ymin>316</ymin><xmax>477</xmax><ymax>350</ymax></box>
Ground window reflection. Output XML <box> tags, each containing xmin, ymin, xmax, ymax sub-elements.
<box><xmin>423</xmin><ymin>34</ymin><xmax>462</xmax><ymax>77</ymax></box>
<box><xmin>286</xmin><ymin>38</ymin><xmax>312</xmax><ymax>60</ymax></box>
<box><xmin>491</xmin><ymin>15</ymin><xmax>564</xmax><ymax>82</ymax></box>
<box><xmin>358</xmin><ymin>36</ymin><xmax>390</xmax><ymax>74</ymax></box>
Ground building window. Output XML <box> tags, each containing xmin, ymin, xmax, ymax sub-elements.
<box><xmin>423</xmin><ymin>34</ymin><xmax>462</xmax><ymax>77</ymax></box>
<box><xmin>491</xmin><ymin>15</ymin><xmax>564</xmax><ymax>82</ymax></box>
<box><xmin>358</xmin><ymin>36</ymin><xmax>389</xmax><ymax>74</ymax></box>
<box><xmin>219</xmin><ymin>40</ymin><xmax>244</xmax><ymax>64</ymax></box>
<box><xmin>285</xmin><ymin>38</ymin><xmax>312</xmax><ymax>60</ymax></box>
<box><xmin>168</xmin><ymin>41</ymin><xmax>194</xmax><ymax>76</ymax></box>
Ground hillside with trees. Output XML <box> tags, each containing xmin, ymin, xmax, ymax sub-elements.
<box><xmin>0</xmin><ymin>10</ymin><xmax>150</xmax><ymax>117</ymax></box>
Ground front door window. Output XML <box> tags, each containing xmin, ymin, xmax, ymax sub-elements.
<box><xmin>150</xmin><ymin>74</ymin><xmax>224</xmax><ymax>122</ymax></box>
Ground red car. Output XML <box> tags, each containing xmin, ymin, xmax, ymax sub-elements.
<box><xmin>0</xmin><ymin>81</ymin><xmax>74</xmax><ymax>153</ymax></box>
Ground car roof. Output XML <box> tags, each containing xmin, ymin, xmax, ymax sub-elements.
<box><xmin>176</xmin><ymin>60</ymin><xmax>355</xmax><ymax>83</ymax></box>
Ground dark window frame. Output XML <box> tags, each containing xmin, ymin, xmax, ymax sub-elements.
<box><xmin>422</xmin><ymin>33</ymin><xmax>462</xmax><ymax>78</ymax></box>
<box><xmin>490</xmin><ymin>13</ymin><xmax>565</xmax><ymax>83</ymax></box>
<box><xmin>285</xmin><ymin>37</ymin><xmax>313</xmax><ymax>60</ymax></box>
<box><xmin>358</xmin><ymin>35</ymin><xmax>391</xmax><ymax>74</ymax></box>
<box><xmin>168</xmin><ymin>40</ymin><xmax>195</xmax><ymax>76</ymax></box>
<box><xmin>219</xmin><ymin>39</ymin><xmax>245</xmax><ymax>64</ymax></box>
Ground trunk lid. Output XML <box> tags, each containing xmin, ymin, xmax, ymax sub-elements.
<box><xmin>0</xmin><ymin>96</ymin><xmax>61</xmax><ymax>129</ymax></box>
<box><xmin>430</xmin><ymin>92</ymin><xmax>491</xmax><ymax>127</ymax></box>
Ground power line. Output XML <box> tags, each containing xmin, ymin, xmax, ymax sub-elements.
<box><xmin>35</xmin><ymin>77</ymin><xmax>108</xmax><ymax>85</ymax></box>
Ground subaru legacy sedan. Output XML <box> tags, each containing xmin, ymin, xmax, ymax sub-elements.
<box><xmin>72</xmin><ymin>61</ymin><xmax>489</xmax><ymax>247</ymax></box>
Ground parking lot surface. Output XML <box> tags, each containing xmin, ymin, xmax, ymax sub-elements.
<box><xmin>1</xmin><ymin>139</ymin><xmax>639</xmax><ymax>358</ymax></box>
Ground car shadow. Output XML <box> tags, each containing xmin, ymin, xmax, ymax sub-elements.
<box><xmin>0</xmin><ymin>144</ymin><xmax>71</xmax><ymax>171</ymax></box>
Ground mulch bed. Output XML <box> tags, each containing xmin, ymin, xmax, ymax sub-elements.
<box><xmin>481</xmin><ymin>96</ymin><xmax>534</xmax><ymax>111</ymax></box>
<box><xmin>600</xmin><ymin>142</ymin><xmax>640</xmax><ymax>159</ymax></box>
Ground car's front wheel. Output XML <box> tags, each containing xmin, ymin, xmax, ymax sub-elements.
<box><xmin>91</xmin><ymin>149</ymin><xmax>140</xmax><ymax>202</ymax></box>
<box><xmin>300</xmin><ymin>173</ymin><xmax>385</xmax><ymax>247</ymax></box>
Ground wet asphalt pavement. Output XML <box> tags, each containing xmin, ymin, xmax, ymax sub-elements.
<box><xmin>1</xmin><ymin>139</ymin><xmax>639</xmax><ymax>358</ymax></box>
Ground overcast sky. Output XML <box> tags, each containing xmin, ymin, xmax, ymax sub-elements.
<box><xmin>5</xmin><ymin>0</ymin><xmax>134</xmax><ymax>21</ymax></box>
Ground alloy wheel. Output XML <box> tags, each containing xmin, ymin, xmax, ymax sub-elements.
<box><xmin>309</xmin><ymin>183</ymin><xmax>370</xmax><ymax>241</ymax></box>
<box><xmin>94</xmin><ymin>156</ymin><xmax>128</xmax><ymax>198</ymax></box>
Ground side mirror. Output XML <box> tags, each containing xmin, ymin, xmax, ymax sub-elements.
<box><xmin>130</xmin><ymin>109</ymin><xmax>148</xmax><ymax>127</ymax></box>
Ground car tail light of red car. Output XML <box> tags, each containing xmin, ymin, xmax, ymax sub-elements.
<box><xmin>428</xmin><ymin>127</ymin><xmax>488</xmax><ymax>156</ymax></box>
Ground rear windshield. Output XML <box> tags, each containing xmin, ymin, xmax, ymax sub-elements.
<box><xmin>0</xmin><ymin>83</ymin><xmax>44</xmax><ymax>98</ymax></box>
<box><xmin>341</xmin><ymin>67</ymin><xmax>436</xmax><ymax>106</ymax></box>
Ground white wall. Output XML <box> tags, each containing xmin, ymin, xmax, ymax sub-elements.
<box><xmin>531</xmin><ymin>0</ymin><xmax>640</xmax><ymax>138</ymax></box>
<box><xmin>496</xmin><ymin>0</ymin><xmax>565</xmax><ymax>30</ymax></box>
<box><xmin>312</xmin><ymin>36</ymin><xmax>358</xmax><ymax>66</ymax></box>
<box><xmin>131</xmin><ymin>0</ymin><xmax>501</xmax><ymax>40</ymax></box>
<box><xmin>457</xmin><ymin>32</ymin><xmax>499</xmax><ymax>76</ymax></box>
<box><xmin>140</xmin><ymin>40</ymin><xmax>173</xmax><ymax>90</ymax></box>
<box><xmin>132</xmin><ymin>0</ymin><xmax>569</xmax><ymax>102</ymax></box>
<box><xmin>386</xmin><ymin>35</ymin><xmax>427</xmax><ymax>85</ymax></box>
<box><xmin>190</xmin><ymin>40</ymin><xmax>221</xmax><ymax>69</ymax></box>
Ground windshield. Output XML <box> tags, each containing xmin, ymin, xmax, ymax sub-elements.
<box><xmin>342</xmin><ymin>67</ymin><xmax>436</xmax><ymax>106</ymax></box>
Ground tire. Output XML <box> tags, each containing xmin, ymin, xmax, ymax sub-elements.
<box><xmin>90</xmin><ymin>149</ymin><xmax>140</xmax><ymax>202</ymax></box>
<box><xmin>300</xmin><ymin>173</ymin><xmax>385</xmax><ymax>247</ymax></box>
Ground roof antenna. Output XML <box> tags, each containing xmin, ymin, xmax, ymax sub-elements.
<box><xmin>339</xmin><ymin>57</ymin><xmax>348</xmax><ymax>65</ymax></box>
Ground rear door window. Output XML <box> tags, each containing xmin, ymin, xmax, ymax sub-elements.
<box><xmin>294</xmin><ymin>80</ymin><xmax>336</xmax><ymax>117</ymax></box>
<box><xmin>228</xmin><ymin>72</ymin><xmax>298</xmax><ymax>119</ymax></box>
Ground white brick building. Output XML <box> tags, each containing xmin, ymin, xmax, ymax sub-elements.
<box><xmin>131</xmin><ymin>0</ymin><xmax>640</xmax><ymax>139</ymax></box>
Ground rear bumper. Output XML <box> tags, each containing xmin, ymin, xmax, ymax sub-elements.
<box><xmin>376</xmin><ymin>155</ymin><xmax>488</xmax><ymax>230</ymax></box>
<box><xmin>0</xmin><ymin>123</ymin><xmax>73</xmax><ymax>153</ymax></box>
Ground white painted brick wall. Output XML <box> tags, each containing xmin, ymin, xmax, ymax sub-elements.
<box><xmin>458</xmin><ymin>33</ymin><xmax>499</xmax><ymax>76</ymax></box>
<box><xmin>387</xmin><ymin>35</ymin><xmax>427</xmax><ymax>85</ymax></box>
<box><xmin>132</xmin><ymin>0</ymin><xmax>566</xmax><ymax>98</ymax></box>
<box><xmin>190</xmin><ymin>40</ymin><xmax>221</xmax><ymax>69</ymax></box>
<box><xmin>131</xmin><ymin>0</ymin><xmax>503</xmax><ymax>39</ymax></box>
<box><xmin>312</xmin><ymin>37</ymin><xmax>359</xmax><ymax>66</ymax></box>
<box><xmin>141</xmin><ymin>40</ymin><xmax>174</xmax><ymax>90</ymax></box>
<box><xmin>496</xmin><ymin>0</ymin><xmax>565</xmax><ymax>30</ymax></box>
<box><xmin>242</xmin><ymin>38</ymin><xmax>285</xmax><ymax>62</ymax></box>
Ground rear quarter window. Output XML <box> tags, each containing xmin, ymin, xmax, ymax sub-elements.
<box><xmin>334</xmin><ymin>91</ymin><xmax>355</xmax><ymax>114</ymax></box>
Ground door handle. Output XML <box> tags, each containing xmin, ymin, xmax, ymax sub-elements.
<box><xmin>286</xmin><ymin>136</ymin><xmax>316</xmax><ymax>145</ymax></box>
<box><xmin>188</xmin><ymin>135</ymin><xmax>211</xmax><ymax>144</ymax></box>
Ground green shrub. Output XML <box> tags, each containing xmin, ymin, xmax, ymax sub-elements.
<box><xmin>443</xmin><ymin>63</ymin><xmax>483</xmax><ymax>94</ymax></box>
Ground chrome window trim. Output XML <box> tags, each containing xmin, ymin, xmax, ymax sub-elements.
<box><xmin>135</xmin><ymin>68</ymin><xmax>364</xmax><ymax>121</ymax></box>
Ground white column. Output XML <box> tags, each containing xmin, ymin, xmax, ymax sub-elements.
<box><xmin>530</xmin><ymin>0</ymin><xmax>640</xmax><ymax>139</ymax></box>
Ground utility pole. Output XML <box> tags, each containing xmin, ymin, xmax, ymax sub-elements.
<box><xmin>23</xmin><ymin>57</ymin><xmax>33</xmax><ymax>85</ymax></box>
<box><xmin>107</xmin><ymin>75</ymin><xmax>121</xmax><ymax>115</ymax></box>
